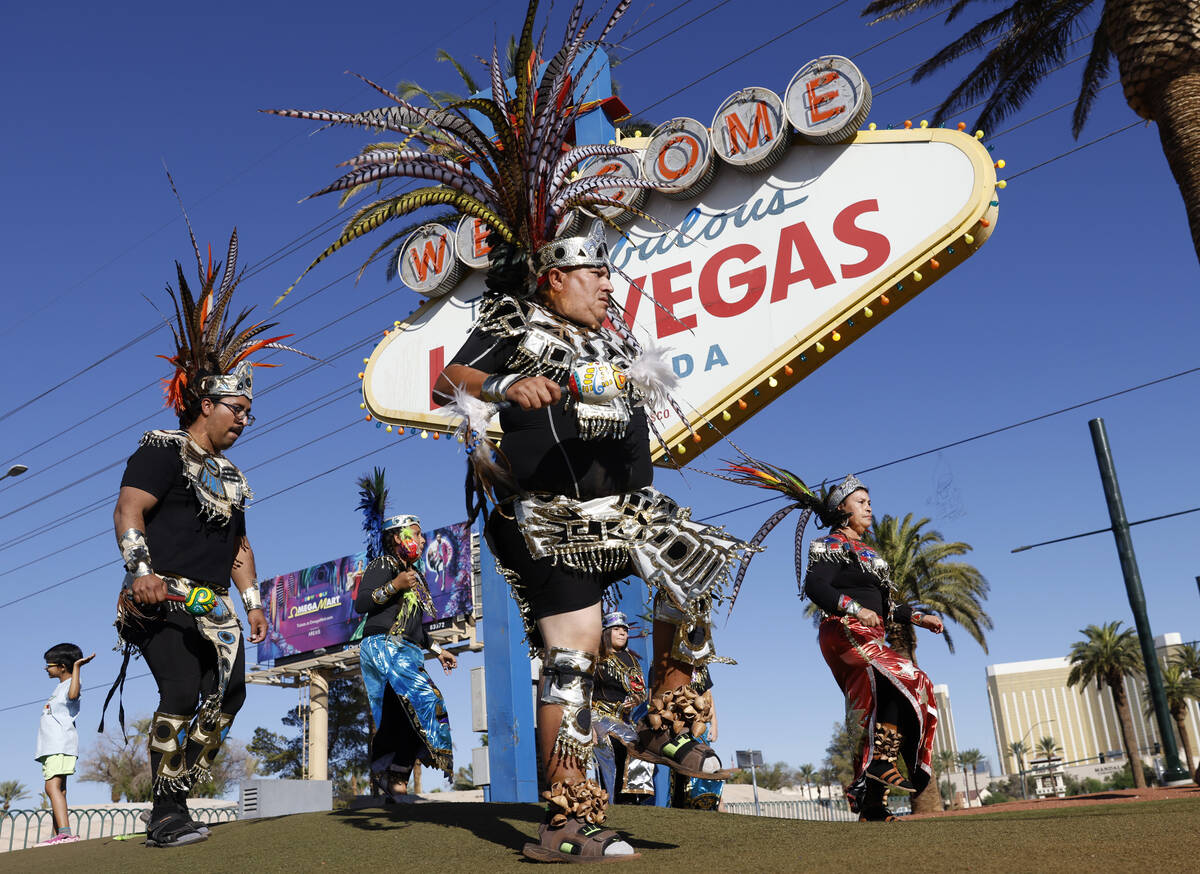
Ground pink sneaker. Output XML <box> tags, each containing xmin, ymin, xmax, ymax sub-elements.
<box><xmin>35</xmin><ymin>833</ymin><xmax>81</xmax><ymax>846</ymax></box>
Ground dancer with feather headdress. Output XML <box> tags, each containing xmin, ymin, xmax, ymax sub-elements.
<box><xmin>352</xmin><ymin>473</ymin><xmax>456</xmax><ymax>802</ymax></box>
<box><xmin>718</xmin><ymin>456</ymin><xmax>943</xmax><ymax>822</ymax></box>
<box><xmin>106</xmin><ymin>203</ymin><xmax>310</xmax><ymax>847</ymax></box>
<box><xmin>270</xmin><ymin>0</ymin><xmax>754</xmax><ymax>861</ymax></box>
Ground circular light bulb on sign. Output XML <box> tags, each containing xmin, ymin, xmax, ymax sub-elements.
<box><xmin>642</xmin><ymin>117</ymin><xmax>717</xmax><ymax>199</ymax></box>
<box><xmin>785</xmin><ymin>56</ymin><xmax>872</xmax><ymax>146</ymax></box>
<box><xmin>454</xmin><ymin>216</ymin><xmax>493</xmax><ymax>271</ymax></box>
<box><xmin>576</xmin><ymin>152</ymin><xmax>647</xmax><ymax>225</ymax></box>
<box><xmin>397</xmin><ymin>223</ymin><xmax>463</xmax><ymax>298</ymax></box>
<box><xmin>711</xmin><ymin>86</ymin><xmax>792</xmax><ymax>173</ymax></box>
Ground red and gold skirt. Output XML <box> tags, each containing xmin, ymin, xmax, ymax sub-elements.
<box><xmin>818</xmin><ymin>616</ymin><xmax>938</xmax><ymax>798</ymax></box>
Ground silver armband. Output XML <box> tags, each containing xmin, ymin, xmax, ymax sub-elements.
<box><xmin>118</xmin><ymin>528</ymin><xmax>154</xmax><ymax>579</ymax></box>
<box><xmin>371</xmin><ymin>581</ymin><xmax>398</xmax><ymax>604</ymax></box>
<box><xmin>480</xmin><ymin>373</ymin><xmax>522</xmax><ymax>403</ymax></box>
<box><xmin>844</xmin><ymin>600</ymin><xmax>863</xmax><ymax>617</ymax></box>
<box><xmin>241</xmin><ymin>586</ymin><xmax>263</xmax><ymax>612</ymax></box>
<box><xmin>429</xmin><ymin>642</ymin><xmax>444</xmax><ymax>656</ymax></box>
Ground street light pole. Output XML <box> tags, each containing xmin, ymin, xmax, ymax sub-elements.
<box><xmin>1089</xmin><ymin>418</ymin><xmax>1190</xmax><ymax>785</ymax></box>
<box><xmin>1015</xmin><ymin>719</ymin><xmax>1056</xmax><ymax>801</ymax></box>
<box><xmin>1</xmin><ymin>464</ymin><xmax>28</xmax><ymax>481</ymax></box>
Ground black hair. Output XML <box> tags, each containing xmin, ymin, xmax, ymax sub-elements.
<box><xmin>178</xmin><ymin>369</ymin><xmax>220</xmax><ymax>429</ymax></box>
<box><xmin>44</xmin><ymin>642</ymin><xmax>83</xmax><ymax>667</ymax></box>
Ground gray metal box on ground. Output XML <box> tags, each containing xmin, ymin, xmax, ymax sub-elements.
<box><xmin>239</xmin><ymin>778</ymin><xmax>333</xmax><ymax>818</ymax></box>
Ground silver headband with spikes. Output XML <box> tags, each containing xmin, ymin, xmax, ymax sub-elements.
<box><xmin>826</xmin><ymin>474</ymin><xmax>867</xmax><ymax>513</ymax></box>
<box><xmin>199</xmin><ymin>361</ymin><xmax>254</xmax><ymax>400</ymax></box>
<box><xmin>383</xmin><ymin>513</ymin><xmax>420</xmax><ymax>532</ymax></box>
<box><xmin>533</xmin><ymin>219</ymin><xmax>609</xmax><ymax>276</ymax></box>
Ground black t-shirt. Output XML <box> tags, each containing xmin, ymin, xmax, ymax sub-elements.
<box><xmin>805</xmin><ymin>545</ymin><xmax>913</xmax><ymax>624</ymax></box>
<box><xmin>594</xmin><ymin>650</ymin><xmax>644</xmax><ymax>708</ymax></box>
<box><xmin>448</xmin><ymin>325</ymin><xmax>653</xmax><ymax>501</ymax></box>
<box><xmin>354</xmin><ymin>556</ymin><xmax>431</xmax><ymax>647</ymax></box>
<box><xmin>120</xmin><ymin>442</ymin><xmax>246</xmax><ymax>586</ymax></box>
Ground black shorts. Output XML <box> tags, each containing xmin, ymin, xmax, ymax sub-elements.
<box><xmin>485</xmin><ymin>509</ymin><xmax>628</xmax><ymax>624</ymax></box>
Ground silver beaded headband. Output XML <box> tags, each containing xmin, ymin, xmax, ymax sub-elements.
<box><xmin>826</xmin><ymin>474</ymin><xmax>867</xmax><ymax>512</ymax></box>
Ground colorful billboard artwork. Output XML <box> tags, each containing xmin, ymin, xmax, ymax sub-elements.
<box><xmin>256</xmin><ymin>551</ymin><xmax>367</xmax><ymax>662</ymax></box>
<box><xmin>423</xmin><ymin>521</ymin><xmax>474</xmax><ymax>622</ymax></box>
<box><xmin>255</xmin><ymin>521</ymin><xmax>475</xmax><ymax>662</ymax></box>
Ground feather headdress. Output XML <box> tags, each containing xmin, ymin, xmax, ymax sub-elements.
<box><xmin>156</xmin><ymin>194</ymin><xmax>311</xmax><ymax>413</ymax></box>
<box><xmin>266</xmin><ymin>0</ymin><xmax>657</xmax><ymax>301</ymax></box>
<box><xmin>356</xmin><ymin>467</ymin><xmax>390</xmax><ymax>561</ymax></box>
<box><xmin>712</xmin><ymin>453</ymin><xmax>836</xmax><ymax>612</ymax></box>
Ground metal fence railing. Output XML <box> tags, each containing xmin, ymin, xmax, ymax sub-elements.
<box><xmin>724</xmin><ymin>797</ymin><xmax>912</xmax><ymax>821</ymax></box>
<box><xmin>1</xmin><ymin>806</ymin><xmax>238</xmax><ymax>853</ymax></box>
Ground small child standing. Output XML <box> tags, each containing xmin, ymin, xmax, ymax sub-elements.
<box><xmin>35</xmin><ymin>643</ymin><xmax>93</xmax><ymax>847</ymax></box>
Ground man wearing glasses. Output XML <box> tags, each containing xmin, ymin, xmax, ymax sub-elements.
<box><xmin>106</xmin><ymin>228</ymin><xmax>304</xmax><ymax>848</ymax></box>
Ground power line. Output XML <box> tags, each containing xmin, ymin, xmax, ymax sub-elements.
<box><xmin>0</xmin><ymin>673</ymin><xmax>151</xmax><ymax>714</ymax></box>
<box><xmin>697</xmin><ymin>363</ymin><xmax>1200</xmax><ymax>522</ymax></box>
<box><xmin>1007</xmin><ymin>121</ymin><xmax>1141</xmax><ymax>180</ymax></box>
<box><xmin>0</xmin><ymin>432</ymin><xmax>415</xmax><ymax>611</ymax></box>
<box><xmin>1012</xmin><ymin>506</ymin><xmax>1200</xmax><ymax>553</ymax></box>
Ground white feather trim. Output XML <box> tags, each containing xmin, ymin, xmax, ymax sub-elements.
<box><xmin>628</xmin><ymin>340</ymin><xmax>678</xmax><ymax>409</ymax></box>
<box><xmin>446</xmin><ymin>384</ymin><xmax>511</xmax><ymax>492</ymax></box>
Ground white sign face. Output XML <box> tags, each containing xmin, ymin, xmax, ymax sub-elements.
<box><xmin>363</xmin><ymin>130</ymin><xmax>998</xmax><ymax>460</ymax></box>
<box><xmin>784</xmin><ymin>55</ymin><xmax>870</xmax><ymax>144</ymax></box>
<box><xmin>397</xmin><ymin>223</ymin><xmax>460</xmax><ymax>297</ymax></box>
<box><xmin>710</xmin><ymin>87</ymin><xmax>789</xmax><ymax>170</ymax></box>
<box><xmin>455</xmin><ymin>217</ymin><xmax>494</xmax><ymax>270</ymax></box>
<box><xmin>642</xmin><ymin>117</ymin><xmax>716</xmax><ymax>195</ymax></box>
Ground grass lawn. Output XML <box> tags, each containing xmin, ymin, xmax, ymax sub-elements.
<box><xmin>7</xmin><ymin>796</ymin><xmax>1198</xmax><ymax>872</ymax></box>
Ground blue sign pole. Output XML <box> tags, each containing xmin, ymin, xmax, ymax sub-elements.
<box><xmin>478</xmin><ymin>521</ymin><xmax>538</xmax><ymax>802</ymax></box>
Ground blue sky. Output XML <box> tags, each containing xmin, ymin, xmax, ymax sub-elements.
<box><xmin>2</xmin><ymin>0</ymin><xmax>1197</xmax><ymax>804</ymax></box>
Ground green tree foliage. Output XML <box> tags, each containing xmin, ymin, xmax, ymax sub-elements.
<box><xmin>860</xmin><ymin>1</ymin><xmax>1200</xmax><ymax>262</ymax></box>
<box><xmin>452</xmin><ymin>765</ymin><xmax>476</xmax><ymax>790</ymax></box>
<box><xmin>958</xmin><ymin>748</ymin><xmax>984</xmax><ymax>800</ymax></box>
<box><xmin>0</xmin><ymin>780</ymin><xmax>29</xmax><ymax>812</ymax></box>
<box><xmin>1067</xmin><ymin>621</ymin><xmax>1146</xmax><ymax>788</ymax></box>
<box><xmin>248</xmin><ymin>676</ymin><xmax>372</xmax><ymax>795</ymax></box>
<box><xmin>1172</xmin><ymin>643</ymin><xmax>1200</xmax><ymax>679</ymax></box>
<box><xmin>726</xmin><ymin>761</ymin><xmax>798</xmax><ymax>790</ymax></box>
<box><xmin>864</xmin><ymin>514</ymin><xmax>992</xmax><ymax>664</ymax></box>
<box><xmin>1147</xmin><ymin>662</ymin><xmax>1200</xmax><ymax>773</ymax></box>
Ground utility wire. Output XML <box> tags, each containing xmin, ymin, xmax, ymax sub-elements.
<box><xmin>1012</xmin><ymin>506</ymin><xmax>1200</xmax><ymax>553</ymax></box>
<box><xmin>0</xmin><ymin>673</ymin><xmax>151</xmax><ymax>714</ymax></box>
<box><xmin>1007</xmin><ymin>121</ymin><xmax>1141</xmax><ymax>180</ymax></box>
<box><xmin>0</xmin><ymin>434</ymin><xmax>414</xmax><ymax>610</ymax></box>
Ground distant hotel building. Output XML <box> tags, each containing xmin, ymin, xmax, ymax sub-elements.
<box><xmin>986</xmin><ymin>633</ymin><xmax>1200</xmax><ymax>775</ymax></box>
<box><xmin>931</xmin><ymin>684</ymin><xmax>959</xmax><ymax>757</ymax></box>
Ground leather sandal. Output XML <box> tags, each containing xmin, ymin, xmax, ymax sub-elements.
<box><xmin>144</xmin><ymin>813</ymin><xmax>207</xmax><ymax>848</ymax></box>
<box><xmin>622</xmin><ymin>724</ymin><xmax>736</xmax><ymax>780</ymax></box>
<box><xmin>522</xmin><ymin>818</ymin><xmax>640</xmax><ymax>863</ymax></box>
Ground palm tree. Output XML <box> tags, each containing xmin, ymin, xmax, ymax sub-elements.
<box><xmin>861</xmin><ymin>1</ymin><xmax>1200</xmax><ymax>262</ymax></box>
<box><xmin>959</xmin><ymin>748</ymin><xmax>984</xmax><ymax>801</ymax></box>
<box><xmin>1172</xmin><ymin>643</ymin><xmax>1200</xmax><ymax>679</ymax></box>
<box><xmin>1147</xmin><ymin>663</ymin><xmax>1200</xmax><ymax>774</ymax></box>
<box><xmin>955</xmin><ymin>751</ymin><xmax>976</xmax><ymax>806</ymax></box>
<box><xmin>1008</xmin><ymin>740</ymin><xmax>1029</xmax><ymax>776</ymax></box>
<box><xmin>933</xmin><ymin>748</ymin><xmax>958</xmax><ymax>807</ymax></box>
<box><xmin>0</xmin><ymin>780</ymin><xmax>29</xmax><ymax>813</ymax></box>
<box><xmin>1067</xmin><ymin>621</ymin><xmax>1147</xmax><ymax>788</ymax></box>
<box><xmin>862</xmin><ymin>514</ymin><xmax>992</xmax><ymax>665</ymax></box>
<box><xmin>797</xmin><ymin>763</ymin><xmax>817</xmax><ymax>800</ymax></box>
<box><xmin>1035</xmin><ymin>736</ymin><xmax>1062</xmax><ymax>768</ymax></box>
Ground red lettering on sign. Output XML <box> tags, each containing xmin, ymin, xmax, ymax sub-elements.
<box><xmin>805</xmin><ymin>72</ymin><xmax>841</xmax><ymax>124</ymax></box>
<box><xmin>429</xmin><ymin>345</ymin><xmax>445</xmax><ymax>411</ymax></box>
<box><xmin>652</xmin><ymin>262</ymin><xmax>696</xmax><ymax>338</ymax></box>
<box><xmin>409</xmin><ymin>236</ymin><xmax>448</xmax><ymax>282</ymax></box>
<box><xmin>698</xmin><ymin>244</ymin><xmax>765</xmax><ymax>318</ymax></box>
<box><xmin>657</xmin><ymin>134</ymin><xmax>701</xmax><ymax>181</ymax></box>
<box><xmin>591</xmin><ymin>161</ymin><xmax>628</xmax><ymax>203</ymax></box>
<box><xmin>770</xmin><ymin>221</ymin><xmax>836</xmax><ymax>301</ymax></box>
<box><xmin>834</xmin><ymin>199</ymin><xmax>890</xmax><ymax>279</ymax></box>
<box><xmin>724</xmin><ymin>103</ymin><xmax>774</xmax><ymax>155</ymax></box>
<box><xmin>472</xmin><ymin>219</ymin><xmax>492</xmax><ymax>259</ymax></box>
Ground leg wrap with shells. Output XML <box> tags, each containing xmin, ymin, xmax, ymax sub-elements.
<box><xmin>646</xmin><ymin>685</ymin><xmax>714</xmax><ymax>738</ymax></box>
<box><xmin>539</xmin><ymin>648</ymin><xmax>597</xmax><ymax>768</ymax></box>
<box><xmin>148</xmin><ymin>711</ymin><xmax>194</xmax><ymax>796</ymax></box>
<box><xmin>865</xmin><ymin>723</ymin><xmax>915</xmax><ymax>792</ymax></box>
<box><xmin>542</xmin><ymin>778</ymin><xmax>610</xmax><ymax>828</ymax></box>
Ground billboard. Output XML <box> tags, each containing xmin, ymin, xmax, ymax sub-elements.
<box><xmin>256</xmin><ymin>520</ymin><xmax>477</xmax><ymax>661</ymax></box>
